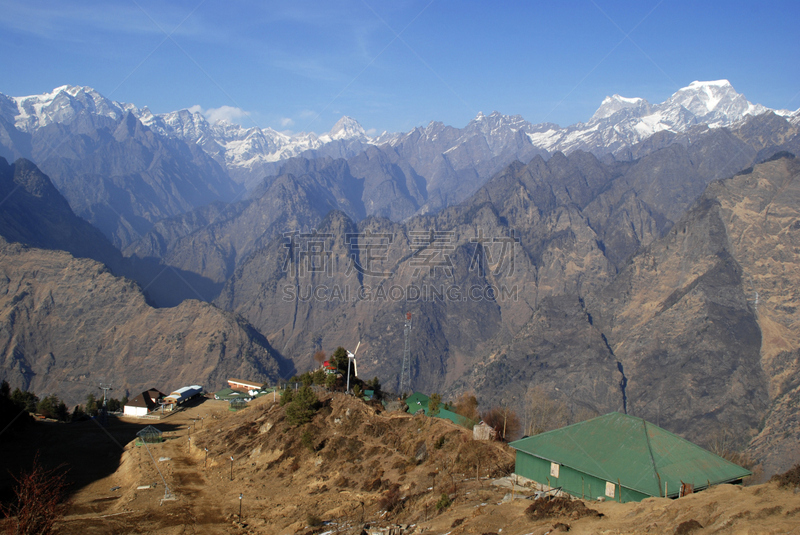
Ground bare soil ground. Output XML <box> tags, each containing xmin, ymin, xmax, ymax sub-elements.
<box><xmin>3</xmin><ymin>393</ymin><xmax>800</xmax><ymax>534</ymax></box>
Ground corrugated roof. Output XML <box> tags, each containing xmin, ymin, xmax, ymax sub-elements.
<box><xmin>510</xmin><ymin>412</ymin><xmax>751</xmax><ymax>498</ymax></box>
<box><xmin>228</xmin><ymin>378</ymin><xmax>263</xmax><ymax>388</ymax></box>
<box><xmin>171</xmin><ymin>385</ymin><xmax>203</xmax><ymax>395</ymax></box>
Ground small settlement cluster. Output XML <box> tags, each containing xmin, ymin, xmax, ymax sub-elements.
<box><xmin>121</xmin><ymin>379</ymin><xmax>273</xmax><ymax>418</ymax></box>
<box><xmin>124</xmin><ymin>378</ymin><xmax>752</xmax><ymax>505</ymax></box>
<box><xmin>122</xmin><ymin>385</ymin><xmax>203</xmax><ymax>417</ymax></box>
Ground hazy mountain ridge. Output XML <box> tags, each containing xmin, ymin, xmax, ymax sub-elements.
<box><xmin>0</xmin><ymin>158</ymin><xmax>292</xmax><ymax>400</ymax></box>
<box><xmin>0</xmin><ymin>236</ymin><xmax>290</xmax><ymax>406</ymax></box>
<box><xmin>0</xmin><ymin>91</ymin><xmax>242</xmax><ymax>249</ymax></box>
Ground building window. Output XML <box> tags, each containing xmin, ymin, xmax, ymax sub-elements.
<box><xmin>550</xmin><ymin>462</ymin><xmax>560</xmax><ymax>478</ymax></box>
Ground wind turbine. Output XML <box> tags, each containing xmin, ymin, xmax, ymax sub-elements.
<box><xmin>346</xmin><ymin>341</ymin><xmax>361</xmax><ymax>393</ymax></box>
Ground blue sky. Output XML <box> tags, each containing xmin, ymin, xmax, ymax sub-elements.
<box><xmin>1</xmin><ymin>1</ymin><xmax>798</xmax><ymax>135</ymax></box>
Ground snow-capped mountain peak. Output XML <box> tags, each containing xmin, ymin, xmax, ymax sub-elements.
<box><xmin>670</xmin><ymin>79</ymin><xmax>736</xmax><ymax>113</ymax></box>
<box><xmin>10</xmin><ymin>84</ymin><xmax>133</xmax><ymax>132</ymax></box>
<box><xmin>325</xmin><ymin>116</ymin><xmax>369</xmax><ymax>141</ymax></box>
<box><xmin>591</xmin><ymin>94</ymin><xmax>649</xmax><ymax>121</ymax></box>
<box><xmin>524</xmin><ymin>79</ymin><xmax>778</xmax><ymax>155</ymax></box>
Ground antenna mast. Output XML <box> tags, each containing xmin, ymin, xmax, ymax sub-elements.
<box><xmin>400</xmin><ymin>312</ymin><xmax>412</xmax><ymax>395</ymax></box>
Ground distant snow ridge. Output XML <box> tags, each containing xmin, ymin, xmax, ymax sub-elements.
<box><xmin>1</xmin><ymin>80</ymin><xmax>796</xmax><ymax>182</ymax></box>
<box><xmin>139</xmin><ymin>108</ymin><xmax>371</xmax><ymax>173</ymax></box>
<box><xmin>9</xmin><ymin>85</ymin><xmax>136</xmax><ymax>132</ymax></box>
<box><xmin>522</xmin><ymin>80</ymin><xmax>791</xmax><ymax>155</ymax></box>
<box><xmin>0</xmin><ymin>84</ymin><xmax>374</xmax><ymax>176</ymax></box>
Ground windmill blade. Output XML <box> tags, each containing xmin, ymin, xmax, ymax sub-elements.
<box><xmin>353</xmin><ymin>341</ymin><xmax>361</xmax><ymax>377</ymax></box>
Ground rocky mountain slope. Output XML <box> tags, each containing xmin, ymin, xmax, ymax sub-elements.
<box><xmin>124</xmin><ymin>114</ymin><xmax>771</xmax><ymax>308</ymax></box>
<box><xmin>206</xmin><ymin>149</ymin><xmax>800</xmax><ymax>474</ymax></box>
<box><xmin>0</xmin><ymin>157</ymin><xmax>123</xmax><ymax>271</ymax></box>
<box><xmin>124</xmin><ymin>152</ymin><xmax>431</xmax><ymax>295</ymax></box>
<box><xmin>586</xmin><ymin>154</ymin><xmax>800</xmax><ymax>467</ymax></box>
<box><xmin>0</xmin><ymin>237</ymin><xmax>290</xmax><ymax>406</ymax></box>
<box><xmin>0</xmin><ymin>156</ymin><xmax>234</xmax><ymax>308</ymax></box>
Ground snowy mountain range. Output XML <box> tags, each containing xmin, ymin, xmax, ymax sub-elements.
<box><xmin>523</xmin><ymin>79</ymin><xmax>796</xmax><ymax>155</ymax></box>
<box><xmin>2</xmin><ymin>80</ymin><xmax>796</xmax><ymax>190</ymax></box>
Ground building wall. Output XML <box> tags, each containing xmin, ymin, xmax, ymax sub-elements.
<box><xmin>123</xmin><ymin>405</ymin><xmax>148</xmax><ymax>417</ymax></box>
<box><xmin>514</xmin><ymin>451</ymin><xmax>650</xmax><ymax>503</ymax></box>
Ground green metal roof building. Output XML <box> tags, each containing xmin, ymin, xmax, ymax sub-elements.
<box><xmin>404</xmin><ymin>392</ymin><xmax>474</xmax><ymax>428</ymax></box>
<box><xmin>510</xmin><ymin>412</ymin><xmax>751</xmax><ymax>503</ymax></box>
<box><xmin>214</xmin><ymin>387</ymin><xmax>251</xmax><ymax>402</ymax></box>
<box><xmin>405</xmin><ymin>392</ymin><xmax>430</xmax><ymax>414</ymax></box>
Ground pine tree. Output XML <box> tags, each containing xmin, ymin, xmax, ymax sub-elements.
<box><xmin>285</xmin><ymin>385</ymin><xmax>319</xmax><ymax>426</ymax></box>
<box><xmin>428</xmin><ymin>393</ymin><xmax>442</xmax><ymax>416</ymax></box>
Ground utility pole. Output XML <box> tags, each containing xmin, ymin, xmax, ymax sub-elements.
<box><xmin>99</xmin><ymin>383</ymin><xmax>112</xmax><ymax>407</ymax></box>
<box><xmin>400</xmin><ymin>312</ymin><xmax>412</xmax><ymax>395</ymax></box>
<box><xmin>98</xmin><ymin>383</ymin><xmax>112</xmax><ymax>426</ymax></box>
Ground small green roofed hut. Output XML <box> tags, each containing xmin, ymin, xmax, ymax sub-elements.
<box><xmin>510</xmin><ymin>412</ymin><xmax>751</xmax><ymax>503</ymax></box>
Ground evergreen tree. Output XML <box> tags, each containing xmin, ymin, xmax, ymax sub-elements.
<box><xmin>365</xmin><ymin>377</ymin><xmax>382</xmax><ymax>400</ymax></box>
<box><xmin>332</xmin><ymin>347</ymin><xmax>350</xmax><ymax>376</ymax></box>
<box><xmin>311</xmin><ymin>368</ymin><xmax>326</xmax><ymax>385</ymax></box>
<box><xmin>280</xmin><ymin>387</ymin><xmax>294</xmax><ymax>406</ymax></box>
<box><xmin>285</xmin><ymin>385</ymin><xmax>319</xmax><ymax>426</ymax></box>
<box><xmin>55</xmin><ymin>401</ymin><xmax>68</xmax><ymax>422</ymax></box>
<box><xmin>428</xmin><ymin>393</ymin><xmax>442</xmax><ymax>416</ymax></box>
<box><xmin>71</xmin><ymin>405</ymin><xmax>86</xmax><ymax>422</ymax></box>
<box><xmin>106</xmin><ymin>398</ymin><xmax>121</xmax><ymax>412</ymax></box>
<box><xmin>11</xmin><ymin>388</ymin><xmax>38</xmax><ymax>413</ymax></box>
<box><xmin>36</xmin><ymin>395</ymin><xmax>65</xmax><ymax>420</ymax></box>
<box><xmin>85</xmin><ymin>393</ymin><xmax>99</xmax><ymax>417</ymax></box>
<box><xmin>325</xmin><ymin>373</ymin><xmax>337</xmax><ymax>391</ymax></box>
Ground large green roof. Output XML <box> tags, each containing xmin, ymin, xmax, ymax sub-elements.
<box><xmin>405</xmin><ymin>392</ymin><xmax>430</xmax><ymax>413</ymax></box>
<box><xmin>404</xmin><ymin>392</ymin><xmax>473</xmax><ymax>427</ymax></box>
<box><xmin>510</xmin><ymin>412</ymin><xmax>751</xmax><ymax>498</ymax></box>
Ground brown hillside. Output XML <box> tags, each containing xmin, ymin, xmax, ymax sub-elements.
<box><xmin>37</xmin><ymin>394</ymin><xmax>800</xmax><ymax>535</ymax></box>
<box><xmin>0</xmin><ymin>238</ymin><xmax>287</xmax><ymax>405</ymax></box>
